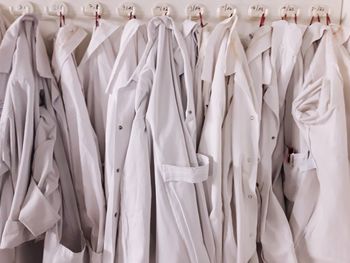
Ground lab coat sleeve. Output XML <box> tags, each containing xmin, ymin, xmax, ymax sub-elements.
<box><xmin>18</xmin><ymin>106</ymin><xmax>60</xmax><ymax>237</ymax></box>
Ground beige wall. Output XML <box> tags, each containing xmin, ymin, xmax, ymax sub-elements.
<box><xmin>342</xmin><ymin>0</ymin><xmax>350</xmax><ymax>26</ymax></box>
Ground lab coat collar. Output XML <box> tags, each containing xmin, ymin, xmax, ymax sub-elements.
<box><xmin>105</xmin><ymin>19</ymin><xmax>146</xmax><ymax>93</ymax></box>
<box><xmin>132</xmin><ymin>16</ymin><xmax>180</xmax><ymax>82</ymax></box>
<box><xmin>225</xmin><ymin>21</ymin><xmax>260</xmax><ymax>113</ymax></box>
<box><xmin>246</xmin><ymin>25</ymin><xmax>272</xmax><ymax>63</ymax></box>
<box><xmin>201</xmin><ymin>15</ymin><xmax>238</xmax><ymax>82</ymax></box>
<box><xmin>271</xmin><ymin>20</ymin><xmax>305</xmax><ymax>57</ymax></box>
<box><xmin>132</xmin><ymin>15</ymin><xmax>195</xmax><ymax>123</ymax></box>
<box><xmin>80</xmin><ymin>19</ymin><xmax>123</xmax><ymax>64</ymax></box>
<box><xmin>182</xmin><ymin>19</ymin><xmax>199</xmax><ymax>37</ymax></box>
<box><xmin>0</xmin><ymin>14</ymin><xmax>53</xmax><ymax>79</ymax></box>
<box><xmin>301</xmin><ymin>22</ymin><xmax>327</xmax><ymax>56</ymax></box>
<box><xmin>52</xmin><ymin>24</ymin><xmax>87</xmax><ymax>79</ymax></box>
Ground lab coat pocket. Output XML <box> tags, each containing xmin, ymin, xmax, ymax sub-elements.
<box><xmin>283</xmin><ymin>152</ymin><xmax>319</xmax><ymax>245</ymax></box>
<box><xmin>43</xmin><ymin>230</ymin><xmax>88</xmax><ymax>263</ymax></box>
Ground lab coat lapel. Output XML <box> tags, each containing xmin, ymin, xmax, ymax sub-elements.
<box><xmin>51</xmin><ymin>24</ymin><xmax>87</xmax><ymax>80</ymax></box>
<box><xmin>79</xmin><ymin>20</ymin><xmax>122</xmax><ymax>65</ymax></box>
<box><xmin>106</xmin><ymin>19</ymin><xmax>146</xmax><ymax>93</ymax></box>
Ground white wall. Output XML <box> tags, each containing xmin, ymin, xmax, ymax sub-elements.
<box><xmin>342</xmin><ymin>0</ymin><xmax>350</xmax><ymax>26</ymax></box>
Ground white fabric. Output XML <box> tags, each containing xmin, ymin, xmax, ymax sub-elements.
<box><xmin>78</xmin><ymin>20</ymin><xmax>123</xmax><ymax>163</ymax></box>
<box><xmin>292</xmin><ymin>29</ymin><xmax>350</xmax><ymax>262</ymax></box>
<box><xmin>103</xmin><ymin>18</ymin><xmax>147</xmax><ymax>263</ymax></box>
<box><xmin>0</xmin><ymin>15</ymin><xmax>60</xmax><ymax>249</ymax></box>
<box><xmin>198</xmin><ymin>17</ymin><xmax>238</xmax><ymax>263</ymax></box>
<box><xmin>51</xmin><ymin>23</ymin><xmax>105</xmax><ymax>263</ymax></box>
<box><xmin>131</xmin><ymin>16</ymin><xmax>210</xmax><ymax>263</ymax></box>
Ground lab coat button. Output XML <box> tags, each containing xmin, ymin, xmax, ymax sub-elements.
<box><xmin>114</xmin><ymin>212</ymin><xmax>118</xmax><ymax>218</ymax></box>
<box><xmin>271</xmin><ymin>136</ymin><xmax>276</xmax><ymax>140</ymax></box>
<box><xmin>250</xmin><ymin>116</ymin><xmax>254</xmax><ymax>120</ymax></box>
<box><xmin>118</xmin><ymin>125</ymin><xmax>123</xmax><ymax>130</ymax></box>
<box><xmin>116</xmin><ymin>168</ymin><xmax>120</xmax><ymax>173</ymax></box>
<box><xmin>248</xmin><ymin>194</ymin><xmax>253</xmax><ymax>199</ymax></box>
<box><xmin>188</xmin><ymin>110</ymin><xmax>192</xmax><ymax>114</ymax></box>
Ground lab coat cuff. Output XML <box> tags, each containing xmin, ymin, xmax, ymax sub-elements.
<box><xmin>19</xmin><ymin>180</ymin><xmax>60</xmax><ymax>237</ymax></box>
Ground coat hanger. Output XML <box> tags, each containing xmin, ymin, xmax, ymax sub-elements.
<box><xmin>118</xmin><ymin>2</ymin><xmax>137</xmax><ymax>20</ymax></box>
<box><xmin>309</xmin><ymin>5</ymin><xmax>332</xmax><ymax>26</ymax></box>
<box><xmin>152</xmin><ymin>3</ymin><xmax>171</xmax><ymax>16</ymax></box>
<box><xmin>217</xmin><ymin>3</ymin><xmax>237</xmax><ymax>19</ymax></box>
<box><xmin>186</xmin><ymin>3</ymin><xmax>207</xmax><ymax>28</ymax></box>
<box><xmin>9</xmin><ymin>1</ymin><xmax>34</xmax><ymax>16</ymax></box>
<box><xmin>45</xmin><ymin>1</ymin><xmax>68</xmax><ymax>27</ymax></box>
<box><xmin>248</xmin><ymin>4</ymin><xmax>268</xmax><ymax>27</ymax></box>
<box><xmin>280</xmin><ymin>4</ymin><xmax>299</xmax><ymax>24</ymax></box>
<box><xmin>81</xmin><ymin>1</ymin><xmax>102</xmax><ymax>27</ymax></box>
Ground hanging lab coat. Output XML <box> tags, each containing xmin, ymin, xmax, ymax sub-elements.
<box><xmin>51</xmin><ymin>24</ymin><xmax>105</xmax><ymax>263</ymax></box>
<box><xmin>130</xmin><ymin>16</ymin><xmax>210</xmax><ymax>263</ymax></box>
<box><xmin>292</xmin><ymin>29</ymin><xmax>350</xmax><ymax>262</ymax></box>
<box><xmin>247</xmin><ymin>24</ymin><xmax>298</xmax><ymax>262</ymax></box>
<box><xmin>198</xmin><ymin>16</ymin><xmax>239</xmax><ymax>263</ymax></box>
<box><xmin>181</xmin><ymin>20</ymin><xmax>215</xmax><ymax>263</ymax></box>
<box><xmin>103</xmin><ymin>18</ymin><xmax>147</xmax><ymax>263</ymax></box>
<box><xmin>284</xmin><ymin>22</ymin><xmax>326</xmax><ymax>159</ymax></box>
<box><xmin>222</xmin><ymin>19</ymin><xmax>260</xmax><ymax>263</ymax></box>
<box><xmin>332</xmin><ymin>25</ymin><xmax>350</xmax><ymax>159</ymax></box>
<box><xmin>0</xmin><ymin>15</ymin><xmax>61</xmax><ymax>250</ymax></box>
<box><xmin>0</xmin><ymin>11</ymin><xmax>13</xmax><ymax>263</ymax></box>
<box><xmin>78</xmin><ymin>20</ymin><xmax>123</xmax><ymax>163</ymax></box>
<box><xmin>182</xmin><ymin>20</ymin><xmax>211</xmax><ymax>146</ymax></box>
<box><xmin>270</xmin><ymin>21</ymin><xmax>304</xmax><ymax>210</ymax></box>
<box><xmin>283</xmin><ymin>23</ymin><xmax>327</xmax><ymax>260</ymax></box>
<box><xmin>0</xmin><ymin>11</ymin><xmax>9</xmax><ymax>118</ymax></box>
<box><xmin>246</xmin><ymin>24</ymin><xmax>271</xmax><ymax>260</ymax></box>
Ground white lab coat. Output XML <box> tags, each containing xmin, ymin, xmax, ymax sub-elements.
<box><xmin>78</xmin><ymin>20</ymin><xmax>123</xmax><ymax>163</ymax></box>
<box><xmin>292</xmin><ymin>28</ymin><xmax>350</xmax><ymax>262</ymax></box>
<box><xmin>181</xmin><ymin>20</ymin><xmax>215</xmax><ymax>263</ymax></box>
<box><xmin>283</xmin><ymin>24</ymin><xmax>327</xmax><ymax>260</ymax></box>
<box><xmin>223</xmin><ymin>20</ymin><xmax>260</xmax><ymax>263</ymax></box>
<box><xmin>0</xmin><ymin>15</ymin><xmax>61</xmax><ymax>249</ymax></box>
<box><xmin>248</xmin><ymin>24</ymin><xmax>298</xmax><ymax>262</ymax></box>
<box><xmin>103</xmin><ymin>18</ymin><xmax>147</xmax><ymax>263</ymax></box>
<box><xmin>270</xmin><ymin>21</ymin><xmax>305</xmax><ymax>212</ymax></box>
<box><xmin>198</xmin><ymin>16</ymin><xmax>238</xmax><ymax>263</ymax></box>
<box><xmin>332</xmin><ymin>25</ymin><xmax>350</xmax><ymax>158</ymax></box>
<box><xmin>182</xmin><ymin>20</ymin><xmax>211</xmax><ymax>145</ymax></box>
<box><xmin>51</xmin><ymin>24</ymin><xmax>105</xmax><ymax>263</ymax></box>
<box><xmin>0</xmin><ymin>11</ymin><xmax>13</xmax><ymax>263</ymax></box>
<box><xmin>131</xmin><ymin>16</ymin><xmax>210</xmax><ymax>263</ymax></box>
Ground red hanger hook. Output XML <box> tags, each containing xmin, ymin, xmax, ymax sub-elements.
<box><xmin>259</xmin><ymin>13</ymin><xmax>266</xmax><ymax>27</ymax></box>
<box><xmin>199</xmin><ymin>12</ymin><xmax>207</xmax><ymax>28</ymax></box>
<box><xmin>59</xmin><ymin>11</ymin><xmax>65</xmax><ymax>27</ymax></box>
<box><xmin>309</xmin><ymin>16</ymin><xmax>314</xmax><ymax>25</ymax></box>
<box><xmin>95</xmin><ymin>4</ymin><xmax>101</xmax><ymax>27</ymax></box>
<box><xmin>95</xmin><ymin>11</ymin><xmax>101</xmax><ymax>27</ymax></box>
<box><xmin>326</xmin><ymin>13</ymin><xmax>331</xmax><ymax>25</ymax></box>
